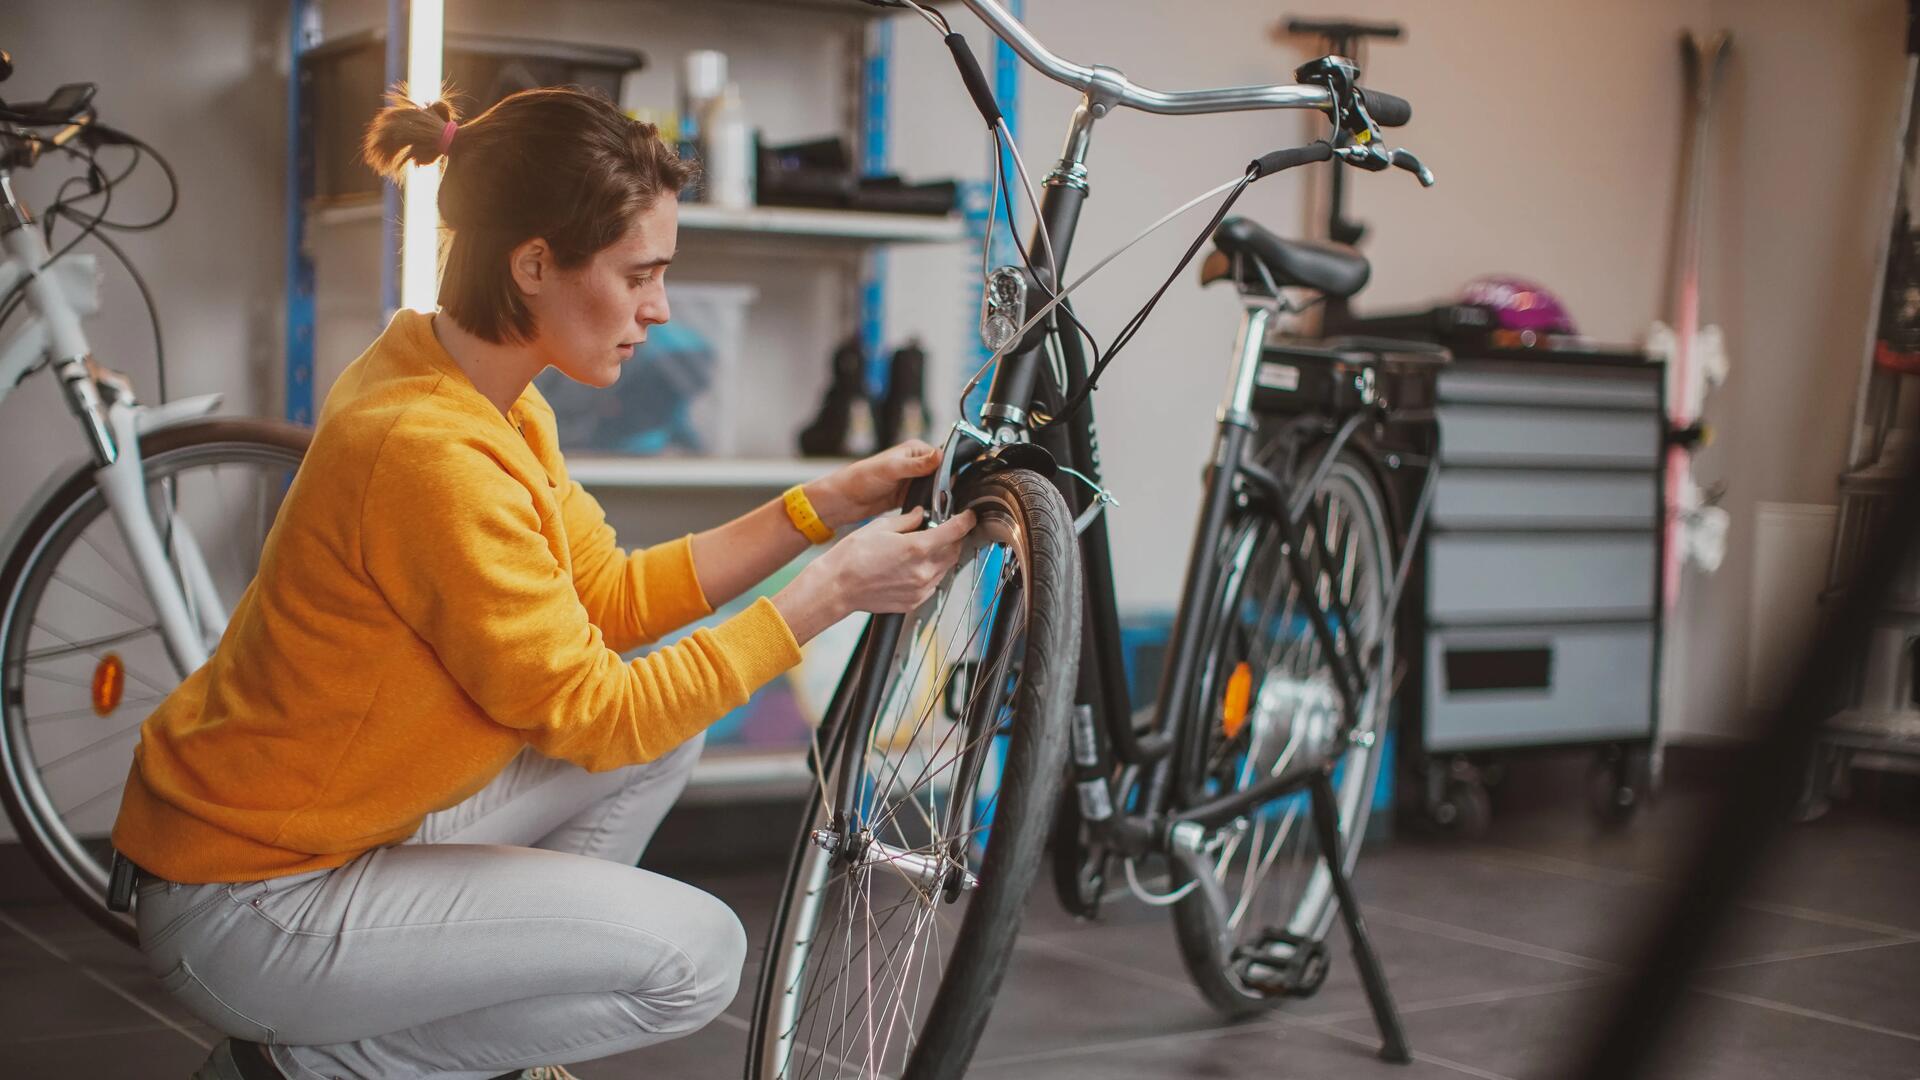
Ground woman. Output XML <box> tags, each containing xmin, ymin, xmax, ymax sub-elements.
<box><xmin>109</xmin><ymin>87</ymin><xmax>974</xmax><ymax>1080</ymax></box>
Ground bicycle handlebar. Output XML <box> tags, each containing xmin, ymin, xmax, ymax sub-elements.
<box><xmin>953</xmin><ymin>0</ymin><xmax>1410</xmax><ymax>126</ymax></box>
<box><xmin>1250</xmin><ymin>139</ymin><xmax>1334</xmax><ymax>179</ymax></box>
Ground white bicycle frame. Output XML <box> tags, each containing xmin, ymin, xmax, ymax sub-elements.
<box><xmin>1</xmin><ymin>171</ymin><xmax>227</xmax><ymax>676</ymax></box>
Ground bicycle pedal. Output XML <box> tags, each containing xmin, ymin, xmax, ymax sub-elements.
<box><xmin>1233</xmin><ymin>929</ymin><xmax>1331</xmax><ymax>998</ymax></box>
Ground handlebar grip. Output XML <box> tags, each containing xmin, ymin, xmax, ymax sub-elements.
<box><xmin>1250</xmin><ymin>140</ymin><xmax>1333</xmax><ymax>180</ymax></box>
<box><xmin>944</xmin><ymin>33</ymin><xmax>1005</xmax><ymax>128</ymax></box>
<box><xmin>1358</xmin><ymin>88</ymin><xmax>1412</xmax><ymax>127</ymax></box>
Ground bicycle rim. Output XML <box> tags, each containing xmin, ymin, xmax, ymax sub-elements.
<box><xmin>0</xmin><ymin>429</ymin><xmax>304</xmax><ymax>939</ymax></box>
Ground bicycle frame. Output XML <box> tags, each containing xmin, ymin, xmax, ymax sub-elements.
<box><xmin>941</xmin><ymin>2</ymin><xmax>1438</xmax><ymax>858</ymax></box>
<box><xmin>1</xmin><ymin>169</ymin><xmax>226</xmax><ymax>675</ymax></box>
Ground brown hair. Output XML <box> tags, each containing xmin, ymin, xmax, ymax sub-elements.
<box><xmin>362</xmin><ymin>87</ymin><xmax>696</xmax><ymax>344</ymax></box>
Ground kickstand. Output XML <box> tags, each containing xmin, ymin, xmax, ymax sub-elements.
<box><xmin>1309</xmin><ymin>771</ymin><xmax>1412</xmax><ymax>1064</ymax></box>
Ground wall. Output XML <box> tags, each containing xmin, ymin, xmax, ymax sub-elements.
<box><xmin>913</xmin><ymin>0</ymin><xmax>1723</xmax><ymax>628</ymax></box>
<box><xmin>909</xmin><ymin>0</ymin><xmax>1907</xmax><ymax>743</ymax></box>
<box><xmin>1669</xmin><ymin>0</ymin><xmax>1907</xmax><ymax>740</ymax></box>
<box><xmin>0</xmin><ymin>0</ymin><xmax>1903</xmax><ymax>755</ymax></box>
<box><xmin>0</xmin><ymin>1</ymin><xmax>286</xmax><ymax>524</ymax></box>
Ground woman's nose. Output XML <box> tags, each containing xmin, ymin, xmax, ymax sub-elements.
<box><xmin>640</xmin><ymin>290</ymin><xmax>670</xmax><ymax>328</ymax></box>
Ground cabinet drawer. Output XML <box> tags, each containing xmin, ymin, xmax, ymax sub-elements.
<box><xmin>1429</xmin><ymin>533</ymin><xmax>1656</xmax><ymax>623</ymax></box>
<box><xmin>1437</xmin><ymin>404</ymin><xmax>1662</xmax><ymax>468</ymax></box>
<box><xmin>1433</xmin><ymin>470</ymin><xmax>1659</xmax><ymax>530</ymax></box>
<box><xmin>1424</xmin><ymin>623</ymin><xmax>1656</xmax><ymax>751</ymax></box>
<box><xmin>1436</xmin><ymin>368</ymin><xmax>1661</xmax><ymax>410</ymax></box>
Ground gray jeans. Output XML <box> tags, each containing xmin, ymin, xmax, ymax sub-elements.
<box><xmin>134</xmin><ymin>733</ymin><xmax>744</xmax><ymax>1080</ymax></box>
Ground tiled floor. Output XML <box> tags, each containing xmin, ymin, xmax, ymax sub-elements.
<box><xmin>3</xmin><ymin>773</ymin><xmax>1918</xmax><ymax>1079</ymax></box>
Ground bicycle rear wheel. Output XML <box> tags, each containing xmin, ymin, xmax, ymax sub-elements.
<box><xmin>1169</xmin><ymin>445</ymin><xmax>1396</xmax><ymax>1017</ymax></box>
<box><xmin>0</xmin><ymin>418</ymin><xmax>308</xmax><ymax>943</ymax></box>
<box><xmin>747</xmin><ymin>467</ymin><xmax>1079</xmax><ymax>1080</ymax></box>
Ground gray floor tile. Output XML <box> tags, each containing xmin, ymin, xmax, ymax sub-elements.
<box><xmin>1653</xmin><ymin>989</ymin><xmax>1920</xmax><ymax>1080</ymax></box>
<box><xmin>0</xmin><ymin>961</ymin><xmax>169</xmax><ymax>1042</ymax></box>
<box><xmin>0</xmin><ymin>899</ymin><xmax>113</xmax><ymax>944</ymax></box>
<box><xmin>1025</xmin><ymin>904</ymin><xmax>1606</xmax><ymax>1023</ymax></box>
<box><xmin>1327</xmin><ymin>982</ymin><xmax>1920</xmax><ymax>1080</ymax></box>
<box><xmin>976</xmin><ymin>936</ymin><xmax>1230</xmax><ymax>1058</ymax></box>
<box><xmin>969</xmin><ymin>1024</ymin><xmax>1492</xmax><ymax>1080</ymax></box>
<box><xmin>0</xmin><ymin>779</ymin><xmax>1913</xmax><ymax>1080</ymax></box>
<box><xmin>1696</xmin><ymin>940</ymin><xmax>1920</xmax><ymax>1041</ymax></box>
<box><xmin>0</xmin><ymin>1024</ymin><xmax>209</xmax><ymax>1076</ymax></box>
<box><xmin>1359</xmin><ymin>842</ymin><xmax>1882</xmax><ymax>970</ymax></box>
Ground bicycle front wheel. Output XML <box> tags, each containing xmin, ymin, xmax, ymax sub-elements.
<box><xmin>1169</xmin><ymin>444</ymin><xmax>1396</xmax><ymax>1017</ymax></box>
<box><xmin>0</xmin><ymin>418</ymin><xmax>309</xmax><ymax>943</ymax></box>
<box><xmin>748</xmin><ymin>467</ymin><xmax>1080</xmax><ymax>1080</ymax></box>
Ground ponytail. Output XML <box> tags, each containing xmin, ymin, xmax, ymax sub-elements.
<box><xmin>361</xmin><ymin>93</ymin><xmax>459</xmax><ymax>178</ymax></box>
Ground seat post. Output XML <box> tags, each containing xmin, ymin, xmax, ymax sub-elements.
<box><xmin>1218</xmin><ymin>302</ymin><xmax>1275</xmax><ymax>431</ymax></box>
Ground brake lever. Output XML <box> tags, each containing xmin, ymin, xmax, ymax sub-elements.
<box><xmin>1390</xmin><ymin>147</ymin><xmax>1436</xmax><ymax>187</ymax></box>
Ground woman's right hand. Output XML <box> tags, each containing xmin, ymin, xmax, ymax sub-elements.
<box><xmin>773</xmin><ymin>507</ymin><xmax>977</xmax><ymax>644</ymax></box>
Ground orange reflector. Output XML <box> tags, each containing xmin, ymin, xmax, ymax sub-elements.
<box><xmin>1221</xmin><ymin>661</ymin><xmax>1252</xmax><ymax>739</ymax></box>
<box><xmin>91</xmin><ymin>653</ymin><xmax>126</xmax><ymax>717</ymax></box>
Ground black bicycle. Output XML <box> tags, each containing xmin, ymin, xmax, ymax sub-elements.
<box><xmin>747</xmin><ymin>3</ymin><xmax>1437</xmax><ymax>1077</ymax></box>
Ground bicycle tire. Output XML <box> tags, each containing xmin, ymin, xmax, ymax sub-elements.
<box><xmin>0</xmin><ymin>417</ymin><xmax>310</xmax><ymax>944</ymax></box>
<box><xmin>747</xmin><ymin>466</ymin><xmax>1079</xmax><ymax>1080</ymax></box>
<box><xmin>1168</xmin><ymin>444</ymin><xmax>1396</xmax><ymax>1018</ymax></box>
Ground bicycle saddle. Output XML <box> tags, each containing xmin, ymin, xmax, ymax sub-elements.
<box><xmin>1202</xmin><ymin>216</ymin><xmax>1371</xmax><ymax>299</ymax></box>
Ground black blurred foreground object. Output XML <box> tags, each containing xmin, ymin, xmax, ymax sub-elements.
<box><xmin>1572</xmin><ymin>433</ymin><xmax>1920</xmax><ymax>1076</ymax></box>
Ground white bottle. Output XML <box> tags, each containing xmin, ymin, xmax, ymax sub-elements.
<box><xmin>705</xmin><ymin>82</ymin><xmax>755</xmax><ymax>211</ymax></box>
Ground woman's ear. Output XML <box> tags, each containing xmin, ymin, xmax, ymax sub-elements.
<box><xmin>509</xmin><ymin>237</ymin><xmax>551</xmax><ymax>297</ymax></box>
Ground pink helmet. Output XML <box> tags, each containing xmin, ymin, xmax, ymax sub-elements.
<box><xmin>1459</xmin><ymin>276</ymin><xmax>1577</xmax><ymax>336</ymax></box>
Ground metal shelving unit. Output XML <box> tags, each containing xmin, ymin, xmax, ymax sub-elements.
<box><xmin>306</xmin><ymin>196</ymin><xmax>964</xmax><ymax>245</ymax></box>
<box><xmin>565</xmin><ymin>455</ymin><xmax>853</xmax><ymax>490</ymax></box>
<box><xmin>283</xmin><ymin>0</ymin><xmax>1022</xmax><ymax>793</ymax></box>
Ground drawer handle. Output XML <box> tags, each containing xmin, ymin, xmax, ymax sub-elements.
<box><xmin>1445</xmin><ymin>646</ymin><xmax>1553</xmax><ymax>692</ymax></box>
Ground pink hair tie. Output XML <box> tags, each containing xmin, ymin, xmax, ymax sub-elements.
<box><xmin>435</xmin><ymin>119</ymin><xmax>458</xmax><ymax>158</ymax></box>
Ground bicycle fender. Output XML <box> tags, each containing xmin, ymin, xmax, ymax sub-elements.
<box><xmin>961</xmin><ymin>440</ymin><xmax>1057</xmax><ymax>483</ymax></box>
<box><xmin>134</xmin><ymin>394</ymin><xmax>223</xmax><ymax>435</ymax></box>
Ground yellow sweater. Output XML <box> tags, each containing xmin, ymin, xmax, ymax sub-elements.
<box><xmin>111</xmin><ymin>310</ymin><xmax>801</xmax><ymax>884</ymax></box>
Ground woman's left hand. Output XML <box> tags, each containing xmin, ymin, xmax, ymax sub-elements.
<box><xmin>808</xmin><ymin>440</ymin><xmax>943</xmax><ymax>528</ymax></box>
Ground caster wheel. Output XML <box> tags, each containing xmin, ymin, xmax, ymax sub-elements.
<box><xmin>1589</xmin><ymin>749</ymin><xmax>1649</xmax><ymax>826</ymax></box>
<box><xmin>1428</xmin><ymin>777</ymin><xmax>1492</xmax><ymax>837</ymax></box>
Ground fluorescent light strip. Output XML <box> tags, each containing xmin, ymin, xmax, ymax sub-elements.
<box><xmin>401</xmin><ymin>0</ymin><xmax>445</xmax><ymax>313</ymax></box>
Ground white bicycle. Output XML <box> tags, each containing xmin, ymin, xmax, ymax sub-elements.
<box><xmin>0</xmin><ymin>56</ymin><xmax>308</xmax><ymax>944</ymax></box>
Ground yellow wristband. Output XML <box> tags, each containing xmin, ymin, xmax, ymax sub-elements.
<box><xmin>783</xmin><ymin>485</ymin><xmax>836</xmax><ymax>545</ymax></box>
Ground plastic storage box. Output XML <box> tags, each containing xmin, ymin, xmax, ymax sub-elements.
<box><xmin>301</xmin><ymin>31</ymin><xmax>645</xmax><ymax>202</ymax></box>
<box><xmin>536</xmin><ymin>282</ymin><xmax>757</xmax><ymax>457</ymax></box>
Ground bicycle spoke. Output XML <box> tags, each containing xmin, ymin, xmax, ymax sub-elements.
<box><xmin>22</xmin><ymin>622</ymin><xmax>162</xmax><ymax>662</ymax></box>
<box><xmin>26</xmin><ymin>694</ymin><xmax>162</xmax><ymax>727</ymax></box>
<box><xmin>28</xmin><ymin>620</ymin><xmax>172</xmax><ymax>696</ymax></box>
<box><xmin>76</xmin><ymin>532</ymin><xmax>145</xmax><ymax>599</ymax></box>
<box><xmin>48</xmin><ymin>572</ymin><xmax>151</xmax><ymax>628</ymax></box>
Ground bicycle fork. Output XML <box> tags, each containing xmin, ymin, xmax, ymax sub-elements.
<box><xmin>58</xmin><ymin>366</ymin><xmax>229</xmax><ymax>678</ymax></box>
